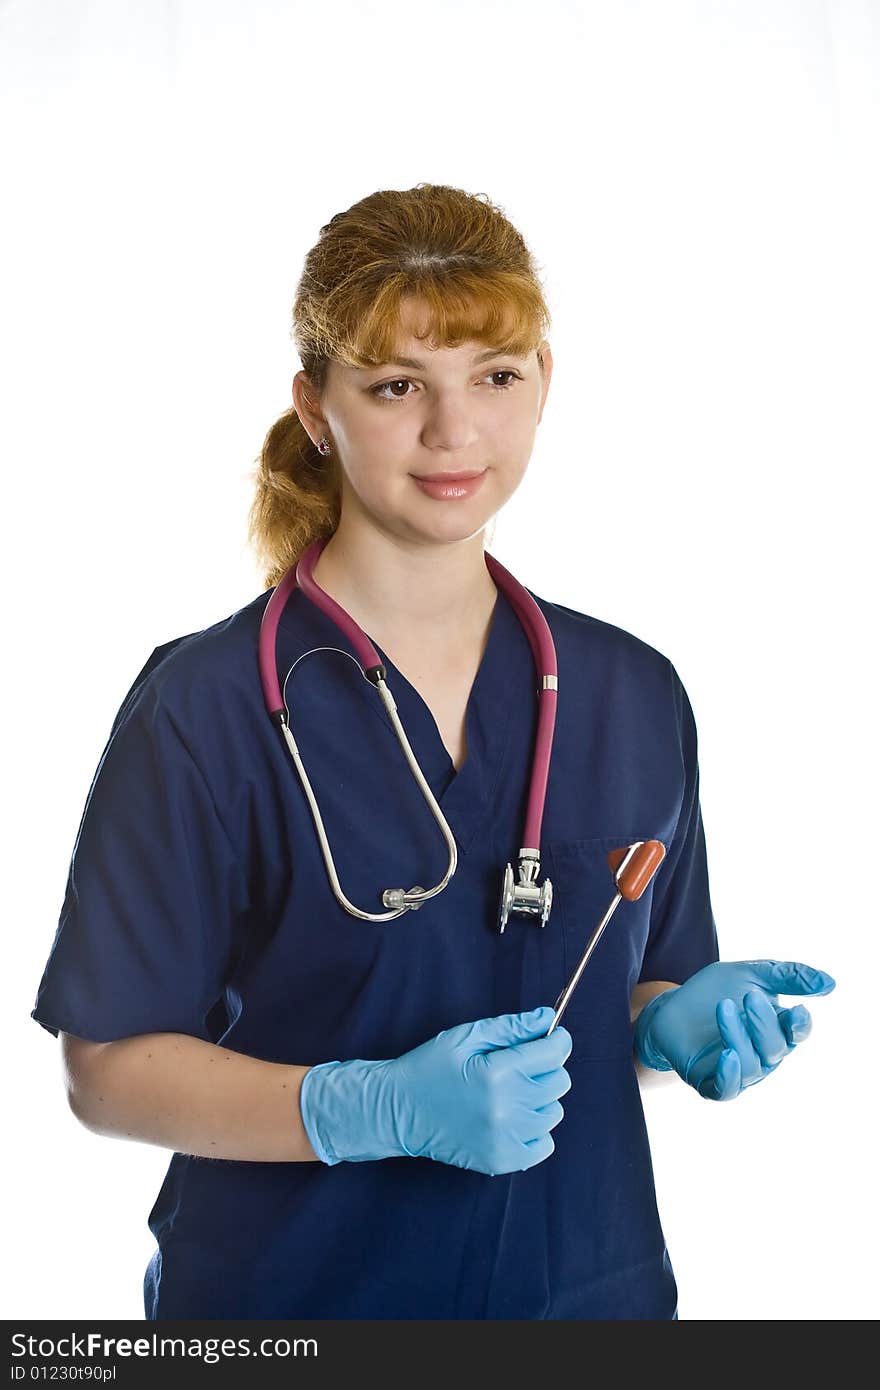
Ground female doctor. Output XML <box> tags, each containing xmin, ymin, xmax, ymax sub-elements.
<box><xmin>32</xmin><ymin>183</ymin><xmax>835</xmax><ymax>1321</ymax></box>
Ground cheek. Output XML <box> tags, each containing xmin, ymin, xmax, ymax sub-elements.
<box><xmin>488</xmin><ymin>452</ymin><xmax>530</xmax><ymax>499</ymax></box>
<box><xmin>337</xmin><ymin>448</ymin><xmax>406</xmax><ymax>502</ymax></box>
<box><xmin>491</xmin><ymin>412</ymin><xmax>537</xmax><ymax>469</ymax></box>
<box><xmin>344</xmin><ymin>417</ymin><xmax>417</xmax><ymax>477</ymax></box>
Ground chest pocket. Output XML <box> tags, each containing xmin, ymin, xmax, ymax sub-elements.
<box><xmin>546</xmin><ymin>836</ymin><xmax>657</xmax><ymax>1062</ymax></box>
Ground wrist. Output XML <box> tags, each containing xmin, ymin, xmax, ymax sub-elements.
<box><xmin>298</xmin><ymin>1056</ymin><xmax>402</xmax><ymax>1165</ymax></box>
<box><xmin>633</xmin><ymin>987</ymin><xmax>678</xmax><ymax>1071</ymax></box>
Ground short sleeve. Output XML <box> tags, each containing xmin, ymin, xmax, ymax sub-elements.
<box><xmin>31</xmin><ymin>668</ymin><xmax>252</xmax><ymax>1044</ymax></box>
<box><xmin>637</xmin><ymin>663</ymin><xmax>720</xmax><ymax>984</ymax></box>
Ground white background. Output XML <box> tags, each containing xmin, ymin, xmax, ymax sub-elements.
<box><xmin>2</xmin><ymin>0</ymin><xmax>877</xmax><ymax>1322</ymax></box>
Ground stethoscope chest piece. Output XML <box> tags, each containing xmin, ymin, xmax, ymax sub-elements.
<box><xmin>498</xmin><ymin>858</ymin><xmax>553</xmax><ymax>933</ymax></box>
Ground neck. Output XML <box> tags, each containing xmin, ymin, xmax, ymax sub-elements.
<box><xmin>309</xmin><ymin>523</ymin><xmax>498</xmax><ymax>647</ymax></box>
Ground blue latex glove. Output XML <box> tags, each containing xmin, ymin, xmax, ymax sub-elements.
<box><xmin>299</xmin><ymin>1005</ymin><xmax>573</xmax><ymax>1176</ymax></box>
<box><xmin>633</xmin><ymin>959</ymin><xmax>836</xmax><ymax>1100</ymax></box>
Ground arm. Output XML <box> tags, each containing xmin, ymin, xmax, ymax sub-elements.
<box><xmin>60</xmin><ymin>991</ymin><xmax>679</xmax><ymax>1157</ymax></box>
<box><xmin>630</xmin><ymin>981</ymin><xmax>678</xmax><ymax>1088</ymax></box>
<box><xmin>61</xmin><ymin>1031</ymin><xmax>319</xmax><ymax>1163</ymax></box>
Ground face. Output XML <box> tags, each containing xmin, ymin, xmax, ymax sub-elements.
<box><xmin>293</xmin><ymin>304</ymin><xmax>553</xmax><ymax>549</ymax></box>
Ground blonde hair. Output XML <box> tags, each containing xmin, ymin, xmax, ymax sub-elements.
<box><xmin>246</xmin><ymin>183</ymin><xmax>552</xmax><ymax>590</ymax></box>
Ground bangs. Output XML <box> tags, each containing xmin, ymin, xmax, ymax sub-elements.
<box><xmin>327</xmin><ymin>271</ymin><xmax>547</xmax><ymax>369</ymax></box>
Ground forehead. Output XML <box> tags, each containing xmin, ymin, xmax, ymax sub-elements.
<box><xmin>387</xmin><ymin>306</ymin><xmax>510</xmax><ymax>360</ymax></box>
<box><xmin>332</xmin><ymin>293</ymin><xmax>538</xmax><ymax>377</ymax></box>
<box><xmin>379</xmin><ymin>344</ymin><xmax>518</xmax><ymax>369</ymax></box>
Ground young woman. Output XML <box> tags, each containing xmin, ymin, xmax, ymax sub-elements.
<box><xmin>32</xmin><ymin>183</ymin><xmax>835</xmax><ymax>1320</ymax></box>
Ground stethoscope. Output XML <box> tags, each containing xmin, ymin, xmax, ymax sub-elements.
<box><xmin>258</xmin><ymin>534</ymin><xmax>559</xmax><ymax>933</ymax></box>
<box><xmin>258</xmin><ymin>535</ymin><xmax>669</xmax><ymax>1032</ymax></box>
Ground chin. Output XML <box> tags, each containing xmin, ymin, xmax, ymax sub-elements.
<box><xmin>413</xmin><ymin>514</ymin><xmax>496</xmax><ymax>545</ymax></box>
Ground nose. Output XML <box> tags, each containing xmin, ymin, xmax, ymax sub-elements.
<box><xmin>419</xmin><ymin>391</ymin><xmax>479</xmax><ymax>451</ymax></box>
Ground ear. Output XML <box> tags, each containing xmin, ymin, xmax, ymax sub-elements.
<box><xmin>292</xmin><ymin>370</ymin><xmax>327</xmax><ymax>444</ymax></box>
<box><xmin>536</xmin><ymin>340</ymin><xmax>553</xmax><ymax>420</ymax></box>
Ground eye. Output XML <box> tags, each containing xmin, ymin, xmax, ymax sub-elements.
<box><xmin>369</xmin><ymin>370</ymin><xmax>522</xmax><ymax>404</ymax></box>
<box><xmin>371</xmin><ymin>378</ymin><xmax>415</xmax><ymax>402</ymax></box>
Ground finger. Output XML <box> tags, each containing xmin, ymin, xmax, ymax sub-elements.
<box><xmin>746</xmin><ymin>960</ymin><xmax>836</xmax><ymax>996</ymax></box>
<box><xmin>515</xmin><ymin>1028</ymin><xmax>573</xmax><ymax>1074</ymax></box>
<box><xmin>698</xmin><ymin>1047</ymin><xmax>741</xmax><ymax>1100</ymax></box>
<box><xmin>716</xmin><ymin>997</ymin><xmax>763</xmax><ymax>1084</ymax></box>
<box><xmin>775</xmin><ymin>1003</ymin><xmax>812</xmax><ymax>1047</ymax></box>
<box><xmin>742</xmin><ymin>989</ymin><xmax>789</xmax><ymax>1067</ymax></box>
<box><xmin>531</xmin><ymin>1099</ymin><xmax>566</xmax><ymax>1130</ymax></box>
<box><xmin>526</xmin><ymin>1069</ymin><xmax>572</xmax><ymax>1105</ymax></box>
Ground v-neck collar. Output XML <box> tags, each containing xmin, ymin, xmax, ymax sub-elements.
<box><xmin>278</xmin><ymin>579</ymin><xmax>528</xmax><ymax>855</ymax></box>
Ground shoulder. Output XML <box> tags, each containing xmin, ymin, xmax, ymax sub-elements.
<box><xmin>527</xmin><ymin>590</ymin><xmax>699</xmax><ymax>769</ymax></box>
<box><xmin>528</xmin><ymin>589</ymin><xmax>679</xmax><ymax>697</ymax></box>
<box><xmin>118</xmin><ymin>590</ymin><xmax>273</xmax><ymax>731</ymax></box>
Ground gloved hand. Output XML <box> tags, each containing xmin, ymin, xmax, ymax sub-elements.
<box><xmin>299</xmin><ymin>1005</ymin><xmax>573</xmax><ymax>1176</ymax></box>
<box><xmin>633</xmin><ymin>959</ymin><xmax>836</xmax><ymax>1100</ymax></box>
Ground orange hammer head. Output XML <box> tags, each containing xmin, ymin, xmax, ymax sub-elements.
<box><xmin>607</xmin><ymin>840</ymin><xmax>666</xmax><ymax>901</ymax></box>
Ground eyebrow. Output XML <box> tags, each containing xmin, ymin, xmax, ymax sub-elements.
<box><xmin>375</xmin><ymin>347</ymin><xmax>520</xmax><ymax>370</ymax></box>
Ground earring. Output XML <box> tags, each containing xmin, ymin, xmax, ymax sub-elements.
<box><xmin>317</xmin><ymin>436</ymin><xmax>332</xmax><ymax>455</ymax></box>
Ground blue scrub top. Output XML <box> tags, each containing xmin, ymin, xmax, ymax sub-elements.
<box><xmin>31</xmin><ymin>575</ymin><xmax>719</xmax><ymax>1320</ymax></box>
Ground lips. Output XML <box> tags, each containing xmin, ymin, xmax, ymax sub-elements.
<box><xmin>412</xmin><ymin>469</ymin><xmax>487</xmax><ymax>482</ymax></box>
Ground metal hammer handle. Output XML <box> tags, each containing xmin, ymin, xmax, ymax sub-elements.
<box><xmin>546</xmin><ymin>840</ymin><xmax>667</xmax><ymax>1035</ymax></box>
